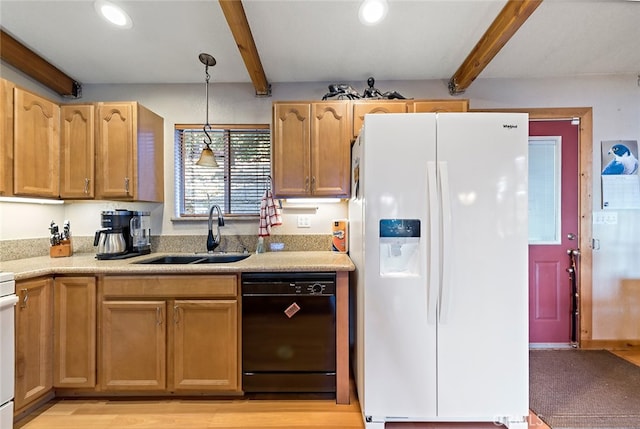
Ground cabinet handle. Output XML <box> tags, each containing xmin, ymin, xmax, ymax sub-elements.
<box><xmin>124</xmin><ymin>177</ymin><xmax>130</xmax><ymax>194</ymax></box>
<box><xmin>305</xmin><ymin>176</ymin><xmax>310</xmax><ymax>192</ymax></box>
<box><xmin>20</xmin><ymin>288</ymin><xmax>28</xmax><ymax>309</ymax></box>
<box><xmin>173</xmin><ymin>305</ymin><xmax>180</xmax><ymax>326</ymax></box>
<box><xmin>311</xmin><ymin>176</ymin><xmax>316</xmax><ymax>192</ymax></box>
<box><xmin>84</xmin><ymin>178</ymin><xmax>90</xmax><ymax>194</ymax></box>
<box><xmin>156</xmin><ymin>307</ymin><xmax>163</xmax><ymax>326</ymax></box>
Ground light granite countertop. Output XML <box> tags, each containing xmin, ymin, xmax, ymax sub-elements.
<box><xmin>0</xmin><ymin>251</ymin><xmax>355</xmax><ymax>281</ymax></box>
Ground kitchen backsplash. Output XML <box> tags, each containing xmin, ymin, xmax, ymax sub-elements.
<box><xmin>0</xmin><ymin>234</ymin><xmax>333</xmax><ymax>262</ymax></box>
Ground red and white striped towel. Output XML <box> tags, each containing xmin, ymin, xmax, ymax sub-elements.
<box><xmin>258</xmin><ymin>189</ymin><xmax>282</xmax><ymax>237</ymax></box>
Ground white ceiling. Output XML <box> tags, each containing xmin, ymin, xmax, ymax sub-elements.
<box><xmin>1</xmin><ymin>0</ymin><xmax>639</xmax><ymax>89</ymax></box>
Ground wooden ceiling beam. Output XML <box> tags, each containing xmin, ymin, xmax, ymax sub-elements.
<box><xmin>218</xmin><ymin>0</ymin><xmax>270</xmax><ymax>96</ymax></box>
<box><xmin>448</xmin><ymin>0</ymin><xmax>543</xmax><ymax>95</ymax></box>
<box><xmin>0</xmin><ymin>29</ymin><xmax>81</xmax><ymax>98</ymax></box>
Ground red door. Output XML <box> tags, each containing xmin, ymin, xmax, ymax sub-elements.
<box><xmin>528</xmin><ymin>120</ymin><xmax>579</xmax><ymax>344</ymax></box>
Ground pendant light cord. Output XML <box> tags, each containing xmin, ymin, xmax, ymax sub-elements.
<box><xmin>203</xmin><ymin>64</ymin><xmax>212</xmax><ymax>149</ymax></box>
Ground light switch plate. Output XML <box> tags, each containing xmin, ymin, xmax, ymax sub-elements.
<box><xmin>297</xmin><ymin>215</ymin><xmax>311</xmax><ymax>228</ymax></box>
<box><xmin>593</xmin><ymin>211</ymin><xmax>618</xmax><ymax>224</ymax></box>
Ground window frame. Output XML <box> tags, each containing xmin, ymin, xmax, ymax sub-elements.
<box><xmin>174</xmin><ymin>123</ymin><xmax>271</xmax><ymax>219</ymax></box>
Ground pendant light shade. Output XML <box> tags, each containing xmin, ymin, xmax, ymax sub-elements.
<box><xmin>195</xmin><ymin>53</ymin><xmax>219</xmax><ymax>168</ymax></box>
<box><xmin>196</xmin><ymin>146</ymin><xmax>218</xmax><ymax>167</ymax></box>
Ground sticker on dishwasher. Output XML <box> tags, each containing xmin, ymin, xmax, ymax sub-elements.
<box><xmin>284</xmin><ymin>302</ymin><xmax>301</xmax><ymax>318</ymax></box>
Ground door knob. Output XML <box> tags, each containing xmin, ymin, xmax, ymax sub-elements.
<box><xmin>567</xmin><ymin>248</ymin><xmax>580</xmax><ymax>256</ymax></box>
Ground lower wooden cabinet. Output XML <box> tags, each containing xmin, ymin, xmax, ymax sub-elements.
<box><xmin>100</xmin><ymin>300</ymin><xmax>167</xmax><ymax>390</ymax></box>
<box><xmin>53</xmin><ymin>276</ymin><xmax>96</xmax><ymax>388</ymax></box>
<box><xmin>98</xmin><ymin>275</ymin><xmax>240</xmax><ymax>393</ymax></box>
<box><xmin>171</xmin><ymin>300</ymin><xmax>238</xmax><ymax>391</ymax></box>
<box><xmin>14</xmin><ymin>277</ymin><xmax>53</xmax><ymax>412</ymax></box>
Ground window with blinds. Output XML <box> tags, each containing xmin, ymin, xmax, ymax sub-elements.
<box><xmin>175</xmin><ymin>124</ymin><xmax>271</xmax><ymax>216</ymax></box>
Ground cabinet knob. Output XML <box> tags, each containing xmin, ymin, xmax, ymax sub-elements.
<box><xmin>84</xmin><ymin>178</ymin><xmax>90</xmax><ymax>194</ymax></box>
<box><xmin>124</xmin><ymin>177</ymin><xmax>130</xmax><ymax>194</ymax></box>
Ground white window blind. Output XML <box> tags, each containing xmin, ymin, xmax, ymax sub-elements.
<box><xmin>528</xmin><ymin>136</ymin><xmax>561</xmax><ymax>244</ymax></box>
<box><xmin>175</xmin><ymin>124</ymin><xmax>271</xmax><ymax>216</ymax></box>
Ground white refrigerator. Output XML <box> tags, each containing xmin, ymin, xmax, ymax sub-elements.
<box><xmin>349</xmin><ymin>113</ymin><xmax>529</xmax><ymax>429</ymax></box>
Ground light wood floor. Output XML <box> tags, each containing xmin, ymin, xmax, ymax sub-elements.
<box><xmin>15</xmin><ymin>350</ymin><xmax>640</xmax><ymax>429</ymax></box>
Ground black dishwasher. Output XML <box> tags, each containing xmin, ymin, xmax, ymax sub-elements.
<box><xmin>241</xmin><ymin>272</ymin><xmax>336</xmax><ymax>393</ymax></box>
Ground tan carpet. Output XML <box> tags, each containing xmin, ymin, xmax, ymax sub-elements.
<box><xmin>529</xmin><ymin>349</ymin><xmax>640</xmax><ymax>429</ymax></box>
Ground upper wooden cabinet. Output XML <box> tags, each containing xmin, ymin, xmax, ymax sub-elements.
<box><xmin>352</xmin><ymin>100</ymin><xmax>408</xmax><ymax>138</ymax></box>
<box><xmin>95</xmin><ymin>102</ymin><xmax>164</xmax><ymax>202</ymax></box>
<box><xmin>272</xmin><ymin>101</ymin><xmax>351</xmax><ymax>198</ymax></box>
<box><xmin>60</xmin><ymin>104</ymin><xmax>95</xmax><ymax>198</ymax></box>
<box><xmin>410</xmin><ymin>99</ymin><xmax>469</xmax><ymax>113</ymax></box>
<box><xmin>13</xmin><ymin>87</ymin><xmax>60</xmax><ymax>197</ymax></box>
<box><xmin>0</xmin><ymin>79</ymin><xmax>14</xmax><ymax>196</ymax></box>
<box><xmin>352</xmin><ymin>99</ymin><xmax>469</xmax><ymax>138</ymax></box>
<box><xmin>272</xmin><ymin>99</ymin><xmax>468</xmax><ymax>198</ymax></box>
<box><xmin>272</xmin><ymin>102</ymin><xmax>310</xmax><ymax>197</ymax></box>
<box><xmin>5</xmin><ymin>79</ymin><xmax>165</xmax><ymax>202</ymax></box>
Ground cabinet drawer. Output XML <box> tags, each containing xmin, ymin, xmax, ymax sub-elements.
<box><xmin>102</xmin><ymin>275</ymin><xmax>238</xmax><ymax>298</ymax></box>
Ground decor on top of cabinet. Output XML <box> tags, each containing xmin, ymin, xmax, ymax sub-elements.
<box><xmin>321</xmin><ymin>76</ymin><xmax>408</xmax><ymax>100</ymax></box>
<box><xmin>322</xmin><ymin>83</ymin><xmax>362</xmax><ymax>100</ymax></box>
<box><xmin>362</xmin><ymin>76</ymin><xmax>407</xmax><ymax>99</ymax></box>
<box><xmin>195</xmin><ymin>53</ymin><xmax>219</xmax><ymax>168</ymax></box>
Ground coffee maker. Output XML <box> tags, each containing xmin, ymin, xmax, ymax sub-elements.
<box><xmin>94</xmin><ymin>209</ymin><xmax>151</xmax><ymax>260</ymax></box>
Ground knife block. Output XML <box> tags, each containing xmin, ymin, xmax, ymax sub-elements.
<box><xmin>50</xmin><ymin>239</ymin><xmax>73</xmax><ymax>258</ymax></box>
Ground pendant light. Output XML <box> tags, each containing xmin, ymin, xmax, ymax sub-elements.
<box><xmin>195</xmin><ymin>53</ymin><xmax>219</xmax><ymax>167</ymax></box>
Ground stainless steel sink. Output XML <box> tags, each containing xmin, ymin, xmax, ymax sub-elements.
<box><xmin>195</xmin><ymin>254</ymin><xmax>251</xmax><ymax>263</ymax></box>
<box><xmin>136</xmin><ymin>254</ymin><xmax>251</xmax><ymax>264</ymax></box>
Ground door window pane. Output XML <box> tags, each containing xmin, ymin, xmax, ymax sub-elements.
<box><xmin>529</xmin><ymin>136</ymin><xmax>561</xmax><ymax>244</ymax></box>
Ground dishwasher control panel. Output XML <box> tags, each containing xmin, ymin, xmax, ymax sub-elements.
<box><xmin>241</xmin><ymin>272</ymin><xmax>336</xmax><ymax>295</ymax></box>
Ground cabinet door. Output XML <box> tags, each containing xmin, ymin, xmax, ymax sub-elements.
<box><xmin>13</xmin><ymin>88</ymin><xmax>60</xmax><ymax>197</ymax></box>
<box><xmin>352</xmin><ymin>100</ymin><xmax>407</xmax><ymax>139</ymax></box>
<box><xmin>410</xmin><ymin>99</ymin><xmax>469</xmax><ymax>113</ymax></box>
<box><xmin>15</xmin><ymin>277</ymin><xmax>53</xmax><ymax>412</ymax></box>
<box><xmin>54</xmin><ymin>276</ymin><xmax>96</xmax><ymax>388</ymax></box>
<box><xmin>311</xmin><ymin>102</ymin><xmax>351</xmax><ymax>197</ymax></box>
<box><xmin>96</xmin><ymin>102</ymin><xmax>134</xmax><ymax>200</ymax></box>
<box><xmin>272</xmin><ymin>103</ymin><xmax>311</xmax><ymax>197</ymax></box>
<box><xmin>170</xmin><ymin>300</ymin><xmax>238</xmax><ymax>391</ymax></box>
<box><xmin>60</xmin><ymin>105</ymin><xmax>95</xmax><ymax>198</ymax></box>
<box><xmin>100</xmin><ymin>301</ymin><xmax>166</xmax><ymax>390</ymax></box>
<box><xmin>0</xmin><ymin>79</ymin><xmax>14</xmax><ymax>196</ymax></box>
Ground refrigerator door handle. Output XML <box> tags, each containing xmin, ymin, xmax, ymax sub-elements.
<box><xmin>427</xmin><ymin>161</ymin><xmax>439</xmax><ymax>325</ymax></box>
<box><xmin>438</xmin><ymin>161</ymin><xmax>453</xmax><ymax>324</ymax></box>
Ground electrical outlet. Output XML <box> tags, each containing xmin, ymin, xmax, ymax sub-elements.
<box><xmin>297</xmin><ymin>215</ymin><xmax>311</xmax><ymax>228</ymax></box>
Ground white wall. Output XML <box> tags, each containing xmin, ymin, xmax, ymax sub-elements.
<box><xmin>2</xmin><ymin>62</ymin><xmax>640</xmax><ymax>339</ymax></box>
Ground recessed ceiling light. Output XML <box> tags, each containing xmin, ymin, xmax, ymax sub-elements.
<box><xmin>94</xmin><ymin>0</ymin><xmax>133</xmax><ymax>29</ymax></box>
<box><xmin>359</xmin><ymin>0</ymin><xmax>388</xmax><ymax>25</ymax></box>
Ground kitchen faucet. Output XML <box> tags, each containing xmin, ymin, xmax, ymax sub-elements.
<box><xmin>207</xmin><ymin>204</ymin><xmax>225</xmax><ymax>253</ymax></box>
